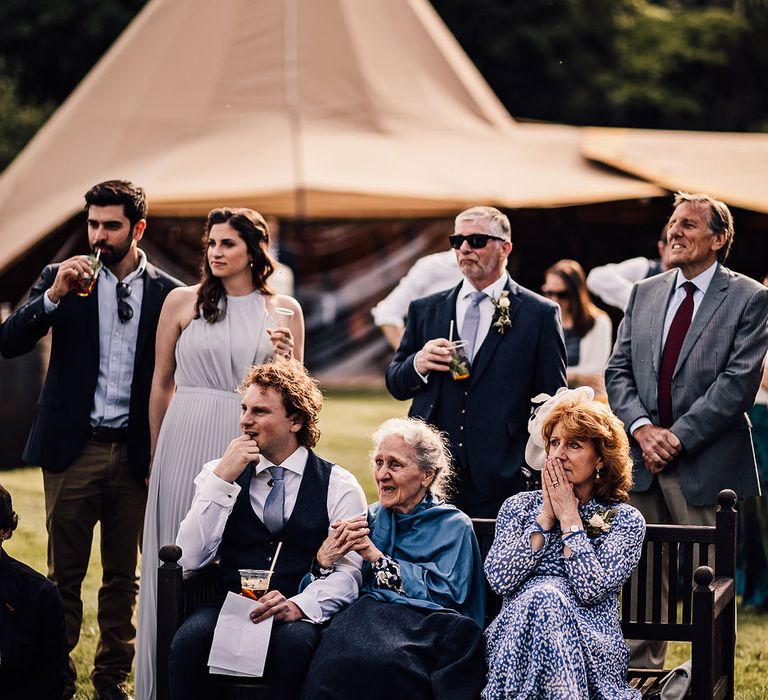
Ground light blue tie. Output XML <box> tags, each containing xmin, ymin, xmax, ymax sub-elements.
<box><xmin>262</xmin><ymin>466</ymin><xmax>286</xmax><ymax>533</ymax></box>
<box><xmin>460</xmin><ymin>291</ymin><xmax>486</xmax><ymax>361</ymax></box>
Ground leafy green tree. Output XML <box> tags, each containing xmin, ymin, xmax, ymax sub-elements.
<box><xmin>0</xmin><ymin>72</ymin><xmax>52</xmax><ymax>169</ymax></box>
<box><xmin>0</xmin><ymin>0</ymin><xmax>145</xmax><ymax>170</ymax></box>
<box><xmin>433</xmin><ymin>0</ymin><xmax>767</xmax><ymax>131</ymax></box>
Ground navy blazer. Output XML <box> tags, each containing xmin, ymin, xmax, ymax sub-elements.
<box><xmin>0</xmin><ymin>262</ymin><xmax>182</xmax><ymax>483</ymax></box>
<box><xmin>386</xmin><ymin>278</ymin><xmax>566</xmax><ymax>497</ymax></box>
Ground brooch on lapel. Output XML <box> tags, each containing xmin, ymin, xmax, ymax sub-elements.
<box><xmin>491</xmin><ymin>290</ymin><xmax>511</xmax><ymax>334</ymax></box>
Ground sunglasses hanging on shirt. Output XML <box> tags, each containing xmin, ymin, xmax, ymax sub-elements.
<box><xmin>116</xmin><ymin>282</ymin><xmax>133</xmax><ymax>323</ymax></box>
<box><xmin>448</xmin><ymin>233</ymin><xmax>506</xmax><ymax>249</ymax></box>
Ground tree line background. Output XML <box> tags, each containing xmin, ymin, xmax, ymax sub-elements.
<box><xmin>1</xmin><ymin>0</ymin><xmax>767</xmax><ymax>171</ymax></box>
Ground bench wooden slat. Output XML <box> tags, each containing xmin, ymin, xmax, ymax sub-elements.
<box><xmin>621</xmin><ymin>621</ymin><xmax>694</xmax><ymax>641</ymax></box>
<box><xmin>651</xmin><ymin>541</ymin><xmax>663</xmax><ymax>623</ymax></box>
<box><xmin>644</xmin><ymin>524</ymin><xmax>716</xmax><ymax>543</ymax></box>
<box><xmin>667</xmin><ymin>540</ymin><xmax>678</xmax><ymax>624</ymax></box>
<box><xmin>681</xmin><ymin>541</ymin><xmax>693</xmax><ymax>623</ymax></box>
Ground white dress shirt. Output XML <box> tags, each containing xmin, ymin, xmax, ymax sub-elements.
<box><xmin>586</xmin><ymin>256</ymin><xmax>656</xmax><ymax>312</ymax></box>
<box><xmin>630</xmin><ymin>261</ymin><xmax>719</xmax><ymax>435</ymax></box>
<box><xmin>371</xmin><ymin>251</ymin><xmax>462</xmax><ymax>327</ymax></box>
<box><xmin>176</xmin><ymin>446</ymin><xmax>368</xmax><ymax>623</ymax></box>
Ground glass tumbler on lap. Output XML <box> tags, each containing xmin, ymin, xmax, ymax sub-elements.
<box><xmin>239</xmin><ymin>569</ymin><xmax>272</xmax><ymax>601</ymax></box>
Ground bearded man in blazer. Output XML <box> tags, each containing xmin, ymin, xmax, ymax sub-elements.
<box><xmin>0</xmin><ymin>180</ymin><xmax>181</xmax><ymax>700</ymax></box>
<box><xmin>386</xmin><ymin>206</ymin><xmax>566</xmax><ymax>518</ymax></box>
<box><xmin>606</xmin><ymin>192</ymin><xmax>768</xmax><ymax>667</ymax></box>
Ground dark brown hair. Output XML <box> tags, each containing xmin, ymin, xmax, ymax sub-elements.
<box><xmin>195</xmin><ymin>208</ymin><xmax>276</xmax><ymax>323</ymax></box>
<box><xmin>238</xmin><ymin>359</ymin><xmax>322</xmax><ymax>449</ymax></box>
<box><xmin>545</xmin><ymin>259</ymin><xmax>600</xmax><ymax>338</ymax></box>
<box><xmin>83</xmin><ymin>180</ymin><xmax>147</xmax><ymax>229</ymax></box>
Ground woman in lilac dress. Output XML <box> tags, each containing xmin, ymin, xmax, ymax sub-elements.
<box><xmin>483</xmin><ymin>389</ymin><xmax>645</xmax><ymax>699</ymax></box>
<box><xmin>135</xmin><ymin>208</ymin><xmax>304</xmax><ymax>699</ymax></box>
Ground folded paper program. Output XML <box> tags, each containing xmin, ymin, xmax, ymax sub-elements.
<box><xmin>208</xmin><ymin>592</ymin><xmax>274</xmax><ymax>677</ymax></box>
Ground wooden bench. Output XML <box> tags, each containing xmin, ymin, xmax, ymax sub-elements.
<box><xmin>157</xmin><ymin>489</ymin><xmax>737</xmax><ymax>700</ymax></box>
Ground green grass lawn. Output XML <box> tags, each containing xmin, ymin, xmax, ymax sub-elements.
<box><xmin>2</xmin><ymin>389</ymin><xmax>767</xmax><ymax>699</ymax></box>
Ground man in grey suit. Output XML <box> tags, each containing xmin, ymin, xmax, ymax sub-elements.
<box><xmin>606</xmin><ymin>191</ymin><xmax>768</xmax><ymax>665</ymax></box>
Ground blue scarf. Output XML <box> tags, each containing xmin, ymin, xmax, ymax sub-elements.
<box><xmin>361</xmin><ymin>493</ymin><xmax>485</xmax><ymax>626</ymax></box>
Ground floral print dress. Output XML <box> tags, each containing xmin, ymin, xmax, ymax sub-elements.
<box><xmin>483</xmin><ymin>491</ymin><xmax>646</xmax><ymax>699</ymax></box>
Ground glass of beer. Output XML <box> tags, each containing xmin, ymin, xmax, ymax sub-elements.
<box><xmin>449</xmin><ymin>340</ymin><xmax>471</xmax><ymax>381</ymax></box>
<box><xmin>239</xmin><ymin>569</ymin><xmax>272</xmax><ymax>601</ymax></box>
<box><xmin>74</xmin><ymin>251</ymin><xmax>103</xmax><ymax>297</ymax></box>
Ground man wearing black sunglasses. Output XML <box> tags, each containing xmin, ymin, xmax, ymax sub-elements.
<box><xmin>386</xmin><ymin>206</ymin><xmax>566</xmax><ymax>518</ymax></box>
<box><xmin>0</xmin><ymin>180</ymin><xmax>182</xmax><ymax>700</ymax></box>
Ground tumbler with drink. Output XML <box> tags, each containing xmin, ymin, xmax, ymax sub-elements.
<box><xmin>239</xmin><ymin>569</ymin><xmax>272</xmax><ymax>601</ymax></box>
<box><xmin>449</xmin><ymin>340</ymin><xmax>471</xmax><ymax>381</ymax></box>
<box><xmin>74</xmin><ymin>249</ymin><xmax>103</xmax><ymax>297</ymax></box>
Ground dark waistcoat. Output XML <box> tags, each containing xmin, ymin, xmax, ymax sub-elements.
<box><xmin>218</xmin><ymin>450</ymin><xmax>332</xmax><ymax>596</ymax></box>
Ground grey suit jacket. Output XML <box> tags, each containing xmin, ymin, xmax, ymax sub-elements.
<box><xmin>606</xmin><ymin>264</ymin><xmax>768</xmax><ymax>506</ymax></box>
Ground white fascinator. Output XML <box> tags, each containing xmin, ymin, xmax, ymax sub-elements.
<box><xmin>524</xmin><ymin>386</ymin><xmax>595</xmax><ymax>470</ymax></box>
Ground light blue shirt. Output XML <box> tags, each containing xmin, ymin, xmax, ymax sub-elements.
<box><xmin>44</xmin><ymin>250</ymin><xmax>147</xmax><ymax>428</ymax></box>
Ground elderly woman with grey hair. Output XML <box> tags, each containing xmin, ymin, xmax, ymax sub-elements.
<box><xmin>300</xmin><ymin>417</ymin><xmax>486</xmax><ymax>699</ymax></box>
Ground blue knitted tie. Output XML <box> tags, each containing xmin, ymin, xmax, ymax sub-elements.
<box><xmin>262</xmin><ymin>466</ymin><xmax>286</xmax><ymax>533</ymax></box>
<box><xmin>460</xmin><ymin>291</ymin><xmax>486</xmax><ymax>361</ymax></box>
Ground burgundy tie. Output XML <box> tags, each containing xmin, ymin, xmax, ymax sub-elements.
<box><xmin>658</xmin><ymin>282</ymin><xmax>696</xmax><ymax>428</ymax></box>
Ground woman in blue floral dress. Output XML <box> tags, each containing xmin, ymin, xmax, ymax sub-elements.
<box><xmin>483</xmin><ymin>388</ymin><xmax>646</xmax><ymax>699</ymax></box>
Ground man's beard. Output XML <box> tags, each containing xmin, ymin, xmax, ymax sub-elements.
<box><xmin>94</xmin><ymin>230</ymin><xmax>133</xmax><ymax>265</ymax></box>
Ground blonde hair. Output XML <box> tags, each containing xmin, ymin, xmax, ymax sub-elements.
<box><xmin>541</xmin><ymin>399</ymin><xmax>633</xmax><ymax>503</ymax></box>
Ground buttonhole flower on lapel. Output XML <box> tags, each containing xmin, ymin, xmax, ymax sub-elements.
<box><xmin>492</xmin><ymin>291</ymin><xmax>511</xmax><ymax>334</ymax></box>
<box><xmin>582</xmin><ymin>506</ymin><xmax>616</xmax><ymax>538</ymax></box>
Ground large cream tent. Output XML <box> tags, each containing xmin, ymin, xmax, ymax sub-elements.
<box><xmin>581</xmin><ymin>127</ymin><xmax>768</xmax><ymax>215</ymax></box>
<box><xmin>0</xmin><ymin>0</ymin><xmax>663</xmax><ymax>278</ymax></box>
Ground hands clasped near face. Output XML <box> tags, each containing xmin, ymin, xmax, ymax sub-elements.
<box><xmin>541</xmin><ymin>456</ymin><xmax>580</xmax><ymax>528</ymax></box>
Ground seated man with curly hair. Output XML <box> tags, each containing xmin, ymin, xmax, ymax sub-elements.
<box><xmin>169</xmin><ymin>359</ymin><xmax>367</xmax><ymax>700</ymax></box>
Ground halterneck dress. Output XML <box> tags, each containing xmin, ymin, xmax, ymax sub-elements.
<box><xmin>135</xmin><ymin>291</ymin><xmax>273</xmax><ymax>700</ymax></box>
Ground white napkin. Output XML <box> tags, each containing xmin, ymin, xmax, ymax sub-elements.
<box><xmin>207</xmin><ymin>591</ymin><xmax>274</xmax><ymax>677</ymax></box>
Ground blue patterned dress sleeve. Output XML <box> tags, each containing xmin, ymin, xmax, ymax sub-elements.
<box><xmin>483</xmin><ymin>492</ymin><xmax>646</xmax><ymax>700</ymax></box>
